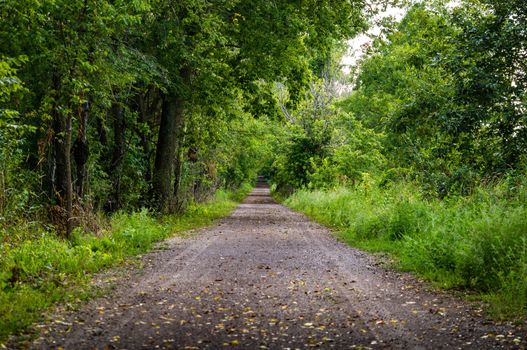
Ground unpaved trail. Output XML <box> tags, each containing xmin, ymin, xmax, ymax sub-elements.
<box><xmin>24</xmin><ymin>185</ymin><xmax>526</xmax><ymax>349</ymax></box>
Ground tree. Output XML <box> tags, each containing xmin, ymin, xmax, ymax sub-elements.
<box><xmin>147</xmin><ymin>0</ymin><xmax>367</xmax><ymax>212</ymax></box>
<box><xmin>0</xmin><ymin>56</ymin><xmax>28</xmax><ymax>217</ymax></box>
<box><xmin>342</xmin><ymin>4</ymin><xmax>459</xmax><ymax>189</ymax></box>
<box><xmin>0</xmin><ymin>0</ymin><xmax>368</xmax><ymax>234</ymax></box>
<box><xmin>0</xmin><ymin>0</ymin><xmax>155</xmax><ymax>235</ymax></box>
<box><xmin>448</xmin><ymin>0</ymin><xmax>527</xmax><ymax>172</ymax></box>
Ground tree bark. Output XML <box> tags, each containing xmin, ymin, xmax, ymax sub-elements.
<box><xmin>172</xmin><ymin>131</ymin><xmax>186</xmax><ymax>211</ymax></box>
<box><xmin>0</xmin><ymin>166</ymin><xmax>5</xmax><ymax>215</ymax></box>
<box><xmin>73</xmin><ymin>99</ymin><xmax>89</xmax><ymax>198</ymax></box>
<box><xmin>52</xmin><ymin>105</ymin><xmax>74</xmax><ymax>237</ymax></box>
<box><xmin>152</xmin><ymin>67</ymin><xmax>190</xmax><ymax>213</ymax></box>
<box><xmin>64</xmin><ymin>114</ymin><xmax>73</xmax><ymax>237</ymax></box>
<box><xmin>152</xmin><ymin>95</ymin><xmax>182</xmax><ymax>212</ymax></box>
<box><xmin>106</xmin><ymin>102</ymin><xmax>126</xmax><ymax>212</ymax></box>
<box><xmin>137</xmin><ymin>87</ymin><xmax>161</xmax><ymax>186</ymax></box>
<box><xmin>49</xmin><ymin>73</ymin><xmax>74</xmax><ymax>237</ymax></box>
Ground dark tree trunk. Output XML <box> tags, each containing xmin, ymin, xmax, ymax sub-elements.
<box><xmin>152</xmin><ymin>95</ymin><xmax>181</xmax><ymax>212</ymax></box>
<box><xmin>0</xmin><ymin>162</ymin><xmax>5</xmax><ymax>215</ymax></box>
<box><xmin>52</xmin><ymin>106</ymin><xmax>74</xmax><ymax>237</ymax></box>
<box><xmin>152</xmin><ymin>68</ymin><xmax>190</xmax><ymax>213</ymax></box>
<box><xmin>172</xmin><ymin>132</ymin><xmax>186</xmax><ymax>211</ymax></box>
<box><xmin>73</xmin><ymin>99</ymin><xmax>90</xmax><ymax>198</ymax></box>
<box><xmin>137</xmin><ymin>92</ymin><xmax>151</xmax><ymax>184</ymax></box>
<box><xmin>64</xmin><ymin>114</ymin><xmax>73</xmax><ymax>237</ymax></box>
<box><xmin>96</xmin><ymin>113</ymin><xmax>108</xmax><ymax>146</ymax></box>
<box><xmin>48</xmin><ymin>73</ymin><xmax>74</xmax><ymax>237</ymax></box>
<box><xmin>106</xmin><ymin>102</ymin><xmax>126</xmax><ymax>212</ymax></box>
<box><xmin>137</xmin><ymin>87</ymin><xmax>161</xmax><ymax>186</ymax></box>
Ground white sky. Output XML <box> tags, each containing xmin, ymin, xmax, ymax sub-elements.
<box><xmin>341</xmin><ymin>6</ymin><xmax>407</xmax><ymax>74</ymax></box>
<box><xmin>341</xmin><ymin>0</ymin><xmax>463</xmax><ymax>75</ymax></box>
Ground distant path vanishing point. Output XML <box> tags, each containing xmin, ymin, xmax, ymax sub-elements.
<box><xmin>26</xmin><ymin>184</ymin><xmax>526</xmax><ymax>349</ymax></box>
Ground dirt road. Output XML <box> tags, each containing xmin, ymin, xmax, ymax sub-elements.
<box><xmin>27</xmin><ymin>186</ymin><xmax>525</xmax><ymax>349</ymax></box>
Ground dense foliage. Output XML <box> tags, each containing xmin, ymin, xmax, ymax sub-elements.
<box><xmin>272</xmin><ymin>1</ymin><xmax>526</xmax><ymax>195</ymax></box>
<box><xmin>0</xmin><ymin>0</ymin><xmax>365</xmax><ymax>236</ymax></box>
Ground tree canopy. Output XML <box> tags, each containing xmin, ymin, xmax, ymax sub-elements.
<box><xmin>0</xmin><ymin>0</ymin><xmax>366</xmax><ymax>235</ymax></box>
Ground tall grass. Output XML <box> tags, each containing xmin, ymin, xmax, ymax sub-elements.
<box><xmin>0</xmin><ymin>185</ymin><xmax>250</xmax><ymax>343</ymax></box>
<box><xmin>285</xmin><ymin>180</ymin><xmax>527</xmax><ymax>319</ymax></box>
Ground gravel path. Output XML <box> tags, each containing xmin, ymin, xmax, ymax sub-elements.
<box><xmin>25</xmin><ymin>186</ymin><xmax>526</xmax><ymax>349</ymax></box>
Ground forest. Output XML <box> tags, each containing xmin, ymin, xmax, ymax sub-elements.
<box><xmin>0</xmin><ymin>0</ymin><xmax>526</xmax><ymax>343</ymax></box>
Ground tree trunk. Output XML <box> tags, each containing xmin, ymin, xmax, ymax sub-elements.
<box><xmin>152</xmin><ymin>95</ymin><xmax>182</xmax><ymax>212</ymax></box>
<box><xmin>0</xmin><ymin>166</ymin><xmax>5</xmax><ymax>216</ymax></box>
<box><xmin>137</xmin><ymin>87</ymin><xmax>161</xmax><ymax>186</ymax></box>
<box><xmin>96</xmin><ymin>113</ymin><xmax>108</xmax><ymax>146</ymax></box>
<box><xmin>173</xmin><ymin>131</ymin><xmax>186</xmax><ymax>211</ymax></box>
<box><xmin>52</xmin><ymin>106</ymin><xmax>74</xmax><ymax>237</ymax></box>
<box><xmin>152</xmin><ymin>67</ymin><xmax>190</xmax><ymax>213</ymax></box>
<box><xmin>64</xmin><ymin>114</ymin><xmax>73</xmax><ymax>237</ymax></box>
<box><xmin>73</xmin><ymin>99</ymin><xmax>89</xmax><ymax>198</ymax></box>
<box><xmin>106</xmin><ymin>102</ymin><xmax>126</xmax><ymax>212</ymax></box>
<box><xmin>47</xmin><ymin>72</ymin><xmax>74</xmax><ymax>237</ymax></box>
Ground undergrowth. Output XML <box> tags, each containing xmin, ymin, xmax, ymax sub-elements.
<box><xmin>0</xmin><ymin>185</ymin><xmax>250</xmax><ymax>344</ymax></box>
<box><xmin>285</xmin><ymin>179</ymin><xmax>527</xmax><ymax>320</ymax></box>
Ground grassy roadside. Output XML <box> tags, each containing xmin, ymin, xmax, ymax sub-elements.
<box><xmin>283</xmin><ymin>181</ymin><xmax>527</xmax><ymax>321</ymax></box>
<box><xmin>0</xmin><ymin>185</ymin><xmax>251</xmax><ymax>344</ymax></box>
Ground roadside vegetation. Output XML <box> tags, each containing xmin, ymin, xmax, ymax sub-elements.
<box><xmin>268</xmin><ymin>1</ymin><xmax>527</xmax><ymax>320</ymax></box>
<box><xmin>0</xmin><ymin>185</ymin><xmax>250</xmax><ymax>343</ymax></box>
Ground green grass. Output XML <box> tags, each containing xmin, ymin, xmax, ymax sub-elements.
<box><xmin>0</xmin><ymin>186</ymin><xmax>250</xmax><ymax>344</ymax></box>
<box><xmin>284</xmin><ymin>180</ymin><xmax>527</xmax><ymax>320</ymax></box>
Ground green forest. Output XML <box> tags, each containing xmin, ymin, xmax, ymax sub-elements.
<box><xmin>0</xmin><ymin>0</ymin><xmax>526</xmax><ymax>342</ymax></box>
